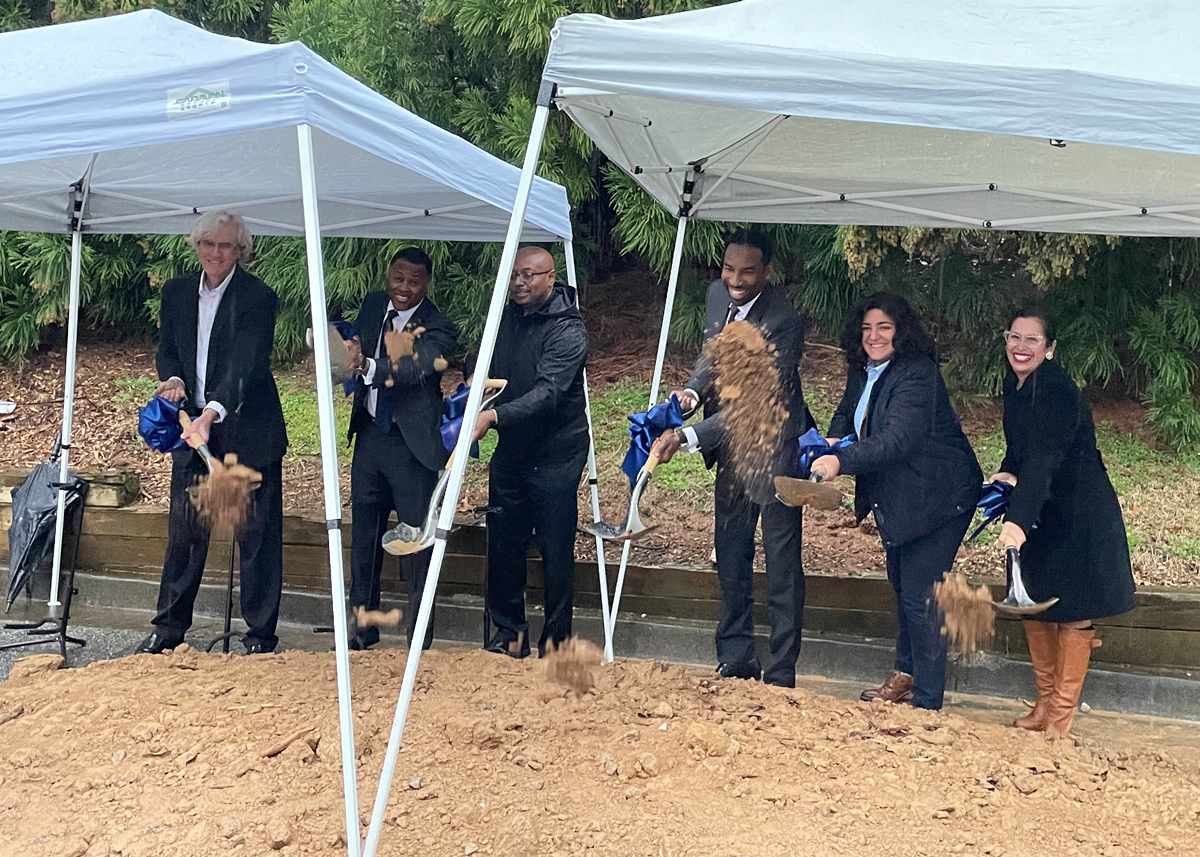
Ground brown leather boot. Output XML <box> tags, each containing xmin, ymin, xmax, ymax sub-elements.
<box><xmin>860</xmin><ymin>670</ymin><xmax>914</xmax><ymax>703</ymax></box>
<box><xmin>1044</xmin><ymin>626</ymin><xmax>1098</xmax><ymax>738</ymax></box>
<box><xmin>1014</xmin><ymin>621</ymin><xmax>1059</xmax><ymax>731</ymax></box>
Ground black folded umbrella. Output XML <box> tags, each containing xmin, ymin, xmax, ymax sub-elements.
<box><xmin>6</xmin><ymin>460</ymin><xmax>88</xmax><ymax>611</ymax></box>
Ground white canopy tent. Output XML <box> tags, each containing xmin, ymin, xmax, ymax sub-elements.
<box><xmin>0</xmin><ymin>11</ymin><xmax>621</xmax><ymax>856</ymax></box>
<box><xmin>524</xmin><ymin>0</ymin><xmax>1200</xmax><ymax>649</ymax></box>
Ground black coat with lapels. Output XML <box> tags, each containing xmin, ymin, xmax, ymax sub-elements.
<box><xmin>346</xmin><ymin>291</ymin><xmax>459</xmax><ymax>474</ymax></box>
<box><xmin>156</xmin><ymin>267</ymin><xmax>287</xmax><ymax>470</ymax></box>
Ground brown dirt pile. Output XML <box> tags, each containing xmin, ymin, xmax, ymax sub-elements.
<box><xmin>542</xmin><ymin>637</ymin><xmax>603</xmax><ymax>695</ymax></box>
<box><xmin>188</xmin><ymin>453</ymin><xmax>261</xmax><ymax>538</ymax></box>
<box><xmin>935</xmin><ymin>572</ymin><xmax>996</xmax><ymax>653</ymax></box>
<box><xmin>4</xmin><ymin>648</ymin><xmax>1198</xmax><ymax>857</ymax></box>
<box><xmin>704</xmin><ymin>320</ymin><xmax>789</xmax><ymax>501</ymax></box>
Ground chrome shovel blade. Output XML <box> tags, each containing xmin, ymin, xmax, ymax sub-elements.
<box><xmin>994</xmin><ymin>546</ymin><xmax>1059</xmax><ymax>615</ymax></box>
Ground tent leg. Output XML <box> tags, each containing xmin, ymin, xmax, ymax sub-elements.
<box><xmin>361</xmin><ymin>100</ymin><xmax>555</xmax><ymax>857</ymax></box>
<box><xmin>563</xmin><ymin>239</ymin><xmax>613</xmax><ymax>661</ymax></box>
<box><xmin>47</xmin><ymin>226</ymin><xmax>85</xmax><ymax>611</ymax></box>
<box><xmin>607</xmin><ymin>214</ymin><xmax>689</xmax><ymax>648</ymax></box>
<box><xmin>297</xmin><ymin>123</ymin><xmax>361</xmax><ymax>857</ymax></box>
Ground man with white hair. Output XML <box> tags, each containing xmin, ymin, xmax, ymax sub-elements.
<box><xmin>135</xmin><ymin>210</ymin><xmax>288</xmax><ymax>655</ymax></box>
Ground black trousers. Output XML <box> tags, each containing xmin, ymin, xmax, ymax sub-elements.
<box><xmin>350</xmin><ymin>421</ymin><xmax>440</xmax><ymax>649</ymax></box>
<box><xmin>885</xmin><ymin>510</ymin><xmax>973</xmax><ymax>710</ymax></box>
<box><xmin>713</xmin><ymin>463</ymin><xmax>806</xmax><ymax>687</ymax></box>
<box><xmin>154</xmin><ymin>448</ymin><xmax>284</xmax><ymax>650</ymax></box>
<box><xmin>487</xmin><ymin>448</ymin><xmax>587</xmax><ymax>654</ymax></box>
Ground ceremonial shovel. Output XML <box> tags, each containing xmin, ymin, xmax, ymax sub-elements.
<box><xmin>381</xmin><ymin>379</ymin><xmax>508</xmax><ymax>556</ymax></box>
<box><xmin>994</xmin><ymin>545</ymin><xmax>1058</xmax><ymax>615</ymax></box>
<box><xmin>585</xmin><ymin>450</ymin><xmax>660</xmax><ymax>542</ymax></box>
<box><xmin>305</xmin><ymin>322</ymin><xmax>357</xmax><ymax>384</ymax></box>
<box><xmin>178</xmin><ymin>411</ymin><xmax>218</xmax><ymax>473</ymax></box>
<box><xmin>773</xmin><ymin>469</ymin><xmax>843</xmax><ymax>511</ymax></box>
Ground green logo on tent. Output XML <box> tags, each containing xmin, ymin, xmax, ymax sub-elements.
<box><xmin>166</xmin><ymin>80</ymin><xmax>231</xmax><ymax>120</ymax></box>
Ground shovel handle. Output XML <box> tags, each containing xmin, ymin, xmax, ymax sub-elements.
<box><xmin>641</xmin><ymin>449</ymin><xmax>662</xmax><ymax>477</ymax></box>
<box><xmin>810</xmin><ymin>468</ymin><xmax>826</xmax><ymax>483</ymax></box>
<box><xmin>178</xmin><ymin>411</ymin><xmax>215</xmax><ymax>470</ymax></box>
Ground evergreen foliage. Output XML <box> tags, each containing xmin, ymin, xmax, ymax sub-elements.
<box><xmin>1</xmin><ymin>0</ymin><xmax>1199</xmax><ymax>449</ymax></box>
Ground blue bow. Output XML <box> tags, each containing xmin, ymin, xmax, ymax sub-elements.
<box><xmin>332</xmin><ymin>320</ymin><xmax>359</xmax><ymax>396</ymax></box>
<box><xmin>966</xmin><ymin>480</ymin><xmax>1014</xmax><ymax>542</ymax></box>
<box><xmin>796</xmin><ymin>428</ymin><xmax>856</xmax><ymax>478</ymax></box>
<box><xmin>440</xmin><ymin>383</ymin><xmax>481</xmax><ymax>458</ymax></box>
<box><xmin>621</xmin><ymin>396</ymin><xmax>685</xmax><ymax>489</ymax></box>
<box><xmin>138</xmin><ymin>396</ymin><xmax>187</xmax><ymax>453</ymax></box>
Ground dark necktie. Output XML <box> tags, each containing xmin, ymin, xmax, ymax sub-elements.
<box><xmin>373</xmin><ymin>308</ymin><xmax>400</xmax><ymax>428</ymax></box>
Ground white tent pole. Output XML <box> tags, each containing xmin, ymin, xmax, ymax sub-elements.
<box><xmin>46</xmin><ymin>221</ymin><xmax>85</xmax><ymax>610</ymax></box>
<box><xmin>563</xmin><ymin>239</ymin><xmax>614</xmax><ymax>660</ymax></box>
<box><xmin>296</xmin><ymin>124</ymin><xmax>361</xmax><ymax>857</ymax></box>
<box><xmin>607</xmin><ymin>212</ymin><xmax>690</xmax><ymax>649</ymax></box>
<box><xmin>362</xmin><ymin>96</ymin><xmax>555</xmax><ymax>857</ymax></box>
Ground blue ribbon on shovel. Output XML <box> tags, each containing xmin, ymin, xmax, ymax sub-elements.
<box><xmin>966</xmin><ymin>480</ymin><xmax>1015</xmax><ymax>542</ymax></box>
<box><xmin>796</xmin><ymin>427</ymin><xmax>856</xmax><ymax>478</ymax></box>
<box><xmin>440</xmin><ymin>383</ymin><xmax>481</xmax><ymax>458</ymax></box>
<box><xmin>620</xmin><ymin>395</ymin><xmax>684</xmax><ymax>490</ymax></box>
<box><xmin>137</xmin><ymin>395</ymin><xmax>188</xmax><ymax>453</ymax></box>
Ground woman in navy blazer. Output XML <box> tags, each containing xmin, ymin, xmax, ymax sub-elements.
<box><xmin>811</xmin><ymin>293</ymin><xmax>981</xmax><ymax>709</ymax></box>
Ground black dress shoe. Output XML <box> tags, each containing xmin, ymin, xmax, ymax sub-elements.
<box><xmin>242</xmin><ymin>640</ymin><xmax>277</xmax><ymax>655</ymax></box>
<box><xmin>716</xmin><ymin>658</ymin><xmax>762</xmax><ymax>681</ymax></box>
<box><xmin>484</xmin><ymin>632</ymin><xmax>529</xmax><ymax>659</ymax></box>
<box><xmin>134</xmin><ymin>631</ymin><xmax>183</xmax><ymax>655</ymax></box>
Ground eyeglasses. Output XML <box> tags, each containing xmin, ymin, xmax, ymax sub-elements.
<box><xmin>197</xmin><ymin>239</ymin><xmax>239</xmax><ymax>254</ymax></box>
<box><xmin>510</xmin><ymin>269</ymin><xmax>554</xmax><ymax>284</ymax></box>
<box><xmin>1002</xmin><ymin>330</ymin><xmax>1046</xmax><ymax>346</ymax></box>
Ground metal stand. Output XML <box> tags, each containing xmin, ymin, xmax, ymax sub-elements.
<box><xmin>204</xmin><ymin>544</ymin><xmax>241</xmax><ymax>653</ymax></box>
<box><xmin>2</xmin><ymin>494</ymin><xmax>87</xmax><ymax>658</ymax></box>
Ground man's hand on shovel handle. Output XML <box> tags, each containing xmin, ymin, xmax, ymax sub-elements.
<box><xmin>810</xmin><ymin>454</ymin><xmax>840</xmax><ymax>481</ymax></box>
<box><xmin>182</xmin><ymin>408</ymin><xmax>218</xmax><ymax>446</ymax></box>
<box><xmin>999</xmin><ymin>521</ymin><xmax>1026</xmax><ymax>551</ymax></box>
<box><xmin>471</xmin><ymin>409</ymin><xmax>497</xmax><ymax>443</ymax></box>
<box><xmin>651</xmin><ymin>431</ymin><xmax>682</xmax><ymax>465</ymax></box>
<box><xmin>154</xmin><ymin>377</ymin><xmax>185</xmax><ymax>403</ymax></box>
<box><xmin>669</xmin><ymin>389</ymin><xmax>697</xmax><ymax>414</ymax></box>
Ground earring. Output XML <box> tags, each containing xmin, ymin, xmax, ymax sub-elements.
<box><xmin>1046</xmin><ymin>351</ymin><xmax>1055</xmax><ymax>360</ymax></box>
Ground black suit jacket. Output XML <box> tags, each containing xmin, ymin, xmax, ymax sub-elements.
<box><xmin>829</xmin><ymin>354</ymin><xmax>981</xmax><ymax>548</ymax></box>
<box><xmin>156</xmin><ymin>267</ymin><xmax>287</xmax><ymax>470</ymax></box>
<box><xmin>347</xmin><ymin>292</ymin><xmax>458</xmax><ymax>474</ymax></box>
<box><xmin>685</xmin><ymin>280</ymin><xmax>815</xmax><ymax>471</ymax></box>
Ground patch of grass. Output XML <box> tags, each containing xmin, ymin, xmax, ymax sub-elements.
<box><xmin>1165</xmin><ymin>537</ymin><xmax>1200</xmax><ymax>560</ymax></box>
<box><xmin>277</xmin><ymin>378</ymin><xmax>354</xmax><ymax>459</ymax></box>
<box><xmin>113</xmin><ymin>376</ymin><xmax>159</xmax><ymax>406</ymax></box>
<box><xmin>805</xmin><ymin>386</ymin><xmax>835</xmax><ymax>434</ymax></box>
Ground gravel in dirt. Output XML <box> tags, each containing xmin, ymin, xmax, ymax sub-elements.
<box><xmin>1</xmin><ymin>647</ymin><xmax>1198</xmax><ymax>856</ymax></box>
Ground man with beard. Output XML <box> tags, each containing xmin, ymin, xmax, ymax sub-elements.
<box><xmin>654</xmin><ymin>229</ymin><xmax>814</xmax><ymax>687</ymax></box>
<box><xmin>471</xmin><ymin>246</ymin><xmax>589</xmax><ymax>658</ymax></box>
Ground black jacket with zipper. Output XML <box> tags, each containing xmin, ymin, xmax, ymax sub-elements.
<box><xmin>487</xmin><ymin>284</ymin><xmax>589</xmax><ymax>465</ymax></box>
<box><xmin>829</xmin><ymin>353</ymin><xmax>981</xmax><ymax>548</ymax></box>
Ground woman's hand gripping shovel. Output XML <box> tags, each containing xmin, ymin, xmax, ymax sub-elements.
<box><xmin>773</xmin><ymin>469</ymin><xmax>843</xmax><ymax>511</ymax></box>
<box><xmin>585</xmin><ymin>449</ymin><xmax>661</xmax><ymax>542</ymax></box>
<box><xmin>382</xmin><ymin>379</ymin><xmax>507</xmax><ymax>556</ymax></box>
<box><xmin>995</xmin><ymin>542</ymin><xmax>1059</xmax><ymax>615</ymax></box>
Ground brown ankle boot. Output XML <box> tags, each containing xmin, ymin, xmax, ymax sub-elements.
<box><xmin>1014</xmin><ymin>621</ymin><xmax>1059</xmax><ymax>731</ymax></box>
<box><xmin>1044</xmin><ymin>626</ymin><xmax>1098</xmax><ymax>738</ymax></box>
<box><xmin>860</xmin><ymin>670</ymin><xmax>914</xmax><ymax>703</ymax></box>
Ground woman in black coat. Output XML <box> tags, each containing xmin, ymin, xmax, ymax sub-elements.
<box><xmin>811</xmin><ymin>293</ymin><xmax>981</xmax><ymax>710</ymax></box>
<box><xmin>993</xmin><ymin>309</ymin><xmax>1135</xmax><ymax>738</ymax></box>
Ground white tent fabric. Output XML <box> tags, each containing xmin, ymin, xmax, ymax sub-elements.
<box><xmin>0</xmin><ymin>10</ymin><xmax>571</xmax><ymax>241</ymax></box>
<box><xmin>544</xmin><ymin>0</ymin><xmax>1200</xmax><ymax>236</ymax></box>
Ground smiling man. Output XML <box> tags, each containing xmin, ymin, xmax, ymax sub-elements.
<box><xmin>344</xmin><ymin>247</ymin><xmax>458</xmax><ymax>650</ymax></box>
<box><xmin>470</xmin><ymin>246</ymin><xmax>589</xmax><ymax>658</ymax></box>
<box><xmin>657</xmin><ymin>229</ymin><xmax>815</xmax><ymax>688</ymax></box>
<box><xmin>138</xmin><ymin>210</ymin><xmax>287</xmax><ymax>656</ymax></box>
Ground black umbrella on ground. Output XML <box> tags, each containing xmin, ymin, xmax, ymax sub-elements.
<box><xmin>6</xmin><ymin>456</ymin><xmax>88</xmax><ymax>611</ymax></box>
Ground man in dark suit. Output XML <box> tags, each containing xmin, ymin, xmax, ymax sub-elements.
<box><xmin>470</xmin><ymin>246</ymin><xmax>589</xmax><ymax>659</ymax></box>
<box><xmin>344</xmin><ymin>248</ymin><xmax>458</xmax><ymax>650</ymax></box>
<box><xmin>137</xmin><ymin>210</ymin><xmax>288</xmax><ymax>655</ymax></box>
<box><xmin>654</xmin><ymin>229</ymin><xmax>813</xmax><ymax>687</ymax></box>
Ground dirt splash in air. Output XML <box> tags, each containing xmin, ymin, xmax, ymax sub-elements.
<box><xmin>934</xmin><ymin>571</ymin><xmax>996</xmax><ymax>653</ymax></box>
<box><xmin>188</xmin><ymin>453</ymin><xmax>261</xmax><ymax>537</ymax></box>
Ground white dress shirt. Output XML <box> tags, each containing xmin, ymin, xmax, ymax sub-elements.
<box><xmin>679</xmin><ymin>290</ymin><xmax>764</xmax><ymax>453</ymax></box>
<box><xmin>170</xmin><ymin>268</ymin><xmax>234</xmax><ymax>422</ymax></box>
<box><xmin>363</xmin><ymin>299</ymin><xmax>422</xmax><ymax>418</ymax></box>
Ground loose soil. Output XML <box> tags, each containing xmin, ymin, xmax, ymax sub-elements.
<box><xmin>934</xmin><ymin>573</ymin><xmax>997</xmax><ymax>654</ymax></box>
<box><xmin>189</xmin><ymin>453</ymin><xmax>262</xmax><ymax>538</ymax></box>
<box><xmin>1</xmin><ymin>648</ymin><xmax>1198</xmax><ymax>857</ymax></box>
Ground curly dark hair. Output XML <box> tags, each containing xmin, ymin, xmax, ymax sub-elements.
<box><xmin>840</xmin><ymin>292</ymin><xmax>937</xmax><ymax>369</ymax></box>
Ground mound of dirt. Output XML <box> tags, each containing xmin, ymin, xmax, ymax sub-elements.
<box><xmin>1</xmin><ymin>647</ymin><xmax>1197</xmax><ymax>857</ymax></box>
<box><xmin>705</xmin><ymin>320</ymin><xmax>789</xmax><ymax>502</ymax></box>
